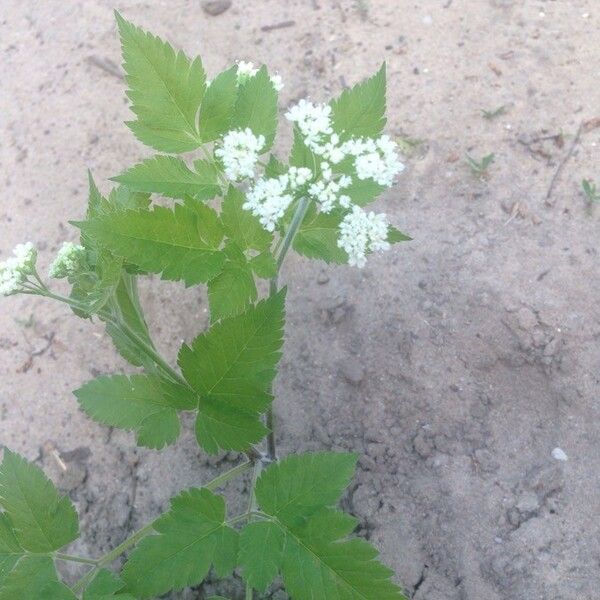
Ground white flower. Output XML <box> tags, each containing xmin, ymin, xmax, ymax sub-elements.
<box><xmin>215</xmin><ymin>128</ymin><xmax>265</xmax><ymax>181</ymax></box>
<box><xmin>337</xmin><ymin>206</ymin><xmax>390</xmax><ymax>268</ymax></box>
<box><xmin>243</xmin><ymin>175</ymin><xmax>293</xmax><ymax>232</ymax></box>
<box><xmin>287</xmin><ymin>166</ymin><xmax>312</xmax><ymax>189</ymax></box>
<box><xmin>48</xmin><ymin>242</ymin><xmax>87</xmax><ymax>279</ymax></box>
<box><xmin>0</xmin><ymin>242</ymin><xmax>37</xmax><ymax>296</ymax></box>
<box><xmin>307</xmin><ymin>164</ymin><xmax>352</xmax><ymax>213</ymax></box>
<box><xmin>344</xmin><ymin>135</ymin><xmax>404</xmax><ymax>187</ymax></box>
<box><xmin>285</xmin><ymin>100</ymin><xmax>333</xmax><ymax>149</ymax></box>
<box><xmin>236</xmin><ymin>61</ymin><xmax>284</xmax><ymax>91</ymax></box>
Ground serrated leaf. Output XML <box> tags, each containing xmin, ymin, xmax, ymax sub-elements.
<box><xmin>108</xmin><ymin>185</ymin><xmax>152</xmax><ymax>210</ymax></box>
<box><xmin>293</xmin><ymin>204</ymin><xmax>348</xmax><ymax>264</ymax></box>
<box><xmin>290</xmin><ymin>128</ymin><xmax>318</xmax><ymax>173</ymax></box>
<box><xmin>76</xmin><ymin>203</ymin><xmax>225</xmax><ymax>286</ymax></box>
<box><xmin>84</xmin><ymin>570</ymin><xmax>135</xmax><ymax>600</ymax></box>
<box><xmin>0</xmin><ymin>514</ymin><xmax>23</xmax><ymax>586</ymax></box>
<box><xmin>250</xmin><ymin>251</ymin><xmax>277</xmax><ymax>279</ymax></box>
<box><xmin>241</xmin><ymin>453</ymin><xmax>405</xmax><ymax>599</ymax></box>
<box><xmin>331</xmin><ymin>63</ymin><xmax>386</xmax><ymax>139</ymax></box>
<box><xmin>112</xmin><ymin>155</ymin><xmax>220</xmax><ymax>201</ymax></box>
<box><xmin>336</xmin><ymin>158</ymin><xmax>385</xmax><ymax>206</ymax></box>
<box><xmin>208</xmin><ymin>244</ymin><xmax>257</xmax><ymax>322</ymax></box>
<box><xmin>0</xmin><ymin>555</ymin><xmax>67</xmax><ymax>600</ymax></box>
<box><xmin>178</xmin><ymin>290</ymin><xmax>286</xmax><ymax>453</ymax></box>
<box><xmin>239</xmin><ymin>521</ymin><xmax>284</xmax><ymax>593</ymax></box>
<box><xmin>387</xmin><ymin>226</ymin><xmax>412</xmax><ymax>243</ymax></box>
<box><xmin>105</xmin><ymin>273</ymin><xmax>155</xmax><ymax>368</ymax></box>
<box><xmin>74</xmin><ymin>374</ymin><xmax>196</xmax><ymax>449</ymax></box>
<box><xmin>265</xmin><ymin>154</ymin><xmax>287</xmax><ymax>178</ymax></box>
<box><xmin>121</xmin><ymin>488</ymin><xmax>238</xmax><ymax>598</ymax></box>
<box><xmin>0</xmin><ymin>450</ymin><xmax>78</xmax><ymax>553</ymax></box>
<box><xmin>115</xmin><ymin>12</ymin><xmax>205</xmax><ymax>152</ymax></box>
<box><xmin>200</xmin><ymin>66</ymin><xmax>238</xmax><ymax>142</ymax></box>
<box><xmin>231</xmin><ymin>66</ymin><xmax>278</xmax><ymax>150</ymax></box>
<box><xmin>221</xmin><ymin>186</ymin><xmax>273</xmax><ymax>252</ymax></box>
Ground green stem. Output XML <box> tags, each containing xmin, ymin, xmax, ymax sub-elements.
<box><xmin>72</xmin><ymin>460</ymin><xmax>253</xmax><ymax>594</ymax></box>
<box><xmin>265</xmin><ymin>196</ymin><xmax>311</xmax><ymax>460</ymax></box>
<box><xmin>54</xmin><ymin>553</ymin><xmax>98</xmax><ymax>566</ymax></box>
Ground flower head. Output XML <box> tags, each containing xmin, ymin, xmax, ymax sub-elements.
<box><xmin>215</xmin><ymin>128</ymin><xmax>265</xmax><ymax>181</ymax></box>
<box><xmin>243</xmin><ymin>175</ymin><xmax>293</xmax><ymax>232</ymax></box>
<box><xmin>344</xmin><ymin>135</ymin><xmax>404</xmax><ymax>187</ymax></box>
<box><xmin>285</xmin><ymin>100</ymin><xmax>333</xmax><ymax>149</ymax></box>
<box><xmin>236</xmin><ymin>61</ymin><xmax>284</xmax><ymax>91</ymax></box>
<box><xmin>0</xmin><ymin>242</ymin><xmax>37</xmax><ymax>296</ymax></box>
<box><xmin>48</xmin><ymin>242</ymin><xmax>87</xmax><ymax>279</ymax></box>
<box><xmin>337</xmin><ymin>206</ymin><xmax>390</xmax><ymax>268</ymax></box>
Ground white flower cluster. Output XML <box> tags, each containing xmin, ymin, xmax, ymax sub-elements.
<box><xmin>337</xmin><ymin>206</ymin><xmax>390</xmax><ymax>268</ymax></box>
<box><xmin>215</xmin><ymin>128</ymin><xmax>265</xmax><ymax>181</ymax></box>
<box><xmin>285</xmin><ymin>100</ymin><xmax>333</xmax><ymax>149</ymax></box>
<box><xmin>236</xmin><ymin>61</ymin><xmax>284</xmax><ymax>92</ymax></box>
<box><xmin>308</xmin><ymin>162</ymin><xmax>352</xmax><ymax>213</ymax></box>
<box><xmin>48</xmin><ymin>242</ymin><xmax>87</xmax><ymax>279</ymax></box>
<box><xmin>344</xmin><ymin>135</ymin><xmax>405</xmax><ymax>187</ymax></box>
<box><xmin>0</xmin><ymin>242</ymin><xmax>37</xmax><ymax>296</ymax></box>
<box><xmin>243</xmin><ymin>166</ymin><xmax>312</xmax><ymax>232</ymax></box>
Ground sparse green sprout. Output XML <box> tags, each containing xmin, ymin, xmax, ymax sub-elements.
<box><xmin>397</xmin><ymin>136</ymin><xmax>425</xmax><ymax>156</ymax></box>
<box><xmin>466</xmin><ymin>152</ymin><xmax>495</xmax><ymax>178</ymax></box>
<box><xmin>481</xmin><ymin>105</ymin><xmax>506</xmax><ymax>120</ymax></box>
<box><xmin>582</xmin><ymin>179</ymin><xmax>600</xmax><ymax>203</ymax></box>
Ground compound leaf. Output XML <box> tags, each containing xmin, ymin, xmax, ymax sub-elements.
<box><xmin>231</xmin><ymin>66</ymin><xmax>278</xmax><ymax>150</ymax></box>
<box><xmin>200</xmin><ymin>66</ymin><xmax>239</xmax><ymax>142</ymax></box>
<box><xmin>0</xmin><ymin>555</ymin><xmax>71</xmax><ymax>600</ymax></box>
<box><xmin>178</xmin><ymin>290</ymin><xmax>286</xmax><ymax>453</ymax></box>
<box><xmin>116</xmin><ymin>12</ymin><xmax>205</xmax><ymax>152</ymax></box>
<box><xmin>250</xmin><ymin>251</ymin><xmax>277</xmax><ymax>279</ymax></box>
<box><xmin>121</xmin><ymin>488</ymin><xmax>238</xmax><ymax>598</ymax></box>
<box><xmin>74</xmin><ymin>374</ymin><xmax>197</xmax><ymax>449</ymax></box>
<box><xmin>76</xmin><ymin>203</ymin><xmax>225</xmax><ymax>286</ymax></box>
<box><xmin>293</xmin><ymin>204</ymin><xmax>348</xmax><ymax>264</ymax></box>
<box><xmin>221</xmin><ymin>186</ymin><xmax>273</xmax><ymax>252</ymax></box>
<box><xmin>240</xmin><ymin>452</ymin><xmax>406</xmax><ymax>599</ymax></box>
<box><xmin>83</xmin><ymin>570</ymin><xmax>135</xmax><ymax>600</ymax></box>
<box><xmin>331</xmin><ymin>63</ymin><xmax>386</xmax><ymax>139</ymax></box>
<box><xmin>112</xmin><ymin>155</ymin><xmax>220</xmax><ymax>201</ymax></box>
<box><xmin>0</xmin><ymin>514</ymin><xmax>23</xmax><ymax>586</ymax></box>
<box><xmin>0</xmin><ymin>450</ymin><xmax>78</xmax><ymax>553</ymax></box>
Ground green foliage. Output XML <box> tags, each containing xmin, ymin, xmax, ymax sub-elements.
<box><xmin>331</xmin><ymin>63</ymin><xmax>387</xmax><ymax>139</ymax></box>
<box><xmin>116</xmin><ymin>12</ymin><xmax>206</xmax><ymax>152</ymax></box>
<box><xmin>0</xmin><ymin>450</ymin><xmax>78</xmax><ymax>553</ymax></box>
<box><xmin>199</xmin><ymin>66</ymin><xmax>239</xmax><ymax>142</ymax></box>
<box><xmin>240</xmin><ymin>453</ymin><xmax>406</xmax><ymax>599</ymax></box>
<box><xmin>83</xmin><ymin>570</ymin><xmax>135</xmax><ymax>600</ymax></box>
<box><xmin>112</xmin><ymin>155</ymin><xmax>221</xmax><ymax>201</ymax></box>
<box><xmin>178</xmin><ymin>290</ymin><xmax>286</xmax><ymax>453</ymax></box>
<box><xmin>121</xmin><ymin>488</ymin><xmax>238</xmax><ymax>598</ymax></box>
<box><xmin>76</xmin><ymin>203</ymin><xmax>226</xmax><ymax>285</ymax></box>
<box><xmin>75</xmin><ymin>374</ymin><xmax>196</xmax><ymax>449</ymax></box>
<box><xmin>465</xmin><ymin>152</ymin><xmax>495</xmax><ymax>177</ymax></box>
<box><xmin>481</xmin><ymin>105</ymin><xmax>506</xmax><ymax>120</ymax></box>
<box><xmin>231</xmin><ymin>66</ymin><xmax>278</xmax><ymax>150</ymax></box>
<box><xmin>293</xmin><ymin>204</ymin><xmax>348</xmax><ymax>264</ymax></box>
<box><xmin>582</xmin><ymin>178</ymin><xmax>600</xmax><ymax>202</ymax></box>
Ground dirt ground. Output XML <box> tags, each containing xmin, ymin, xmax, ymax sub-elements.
<box><xmin>1</xmin><ymin>0</ymin><xmax>600</xmax><ymax>598</ymax></box>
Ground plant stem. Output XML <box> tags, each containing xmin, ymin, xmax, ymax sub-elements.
<box><xmin>265</xmin><ymin>196</ymin><xmax>311</xmax><ymax>460</ymax></box>
<box><xmin>54</xmin><ymin>553</ymin><xmax>98</xmax><ymax>566</ymax></box>
<box><xmin>71</xmin><ymin>460</ymin><xmax>253</xmax><ymax>594</ymax></box>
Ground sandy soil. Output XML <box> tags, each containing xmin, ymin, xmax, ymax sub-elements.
<box><xmin>1</xmin><ymin>0</ymin><xmax>600</xmax><ymax>598</ymax></box>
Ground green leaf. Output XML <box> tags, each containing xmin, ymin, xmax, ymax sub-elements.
<box><xmin>74</xmin><ymin>374</ymin><xmax>196</xmax><ymax>449</ymax></box>
<box><xmin>200</xmin><ymin>66</ymin><xmax>238</xmax><ymax>142</ymax></box>
<box><xmin>231</xmin><ymin>66</ymin><xmax>278</xmax><ymax>150</ymax></box>
<box><xmin>250</xmin><ymin>251</ymin><xmax>277</xmax><ymax>279</ymax></box>
<box><xmin>112</xmin><ymin>155</ymin><xmax>220</xmax><ymax>201</ymax></box>
<box><xmin>0</xmin><ymin>450</ymin><xmax>78</xmax><ymax>553</ymax></box>
<box><xmin>290</xmin><ymin>128</ymin><xmax>318</xmax><ymax>173</ymax></box>
<box><xmin>293</xmin><ymin>204</ymin><xmax>348</xmax><ymax>264</ymax></box>
<box><xmin>221</xmin><ymin>186</ymin><xmax>273</xmax><ymax>252</ymax></box>
<box><xmin>0</xmin><ymin>514</ymin><xmax>23</xmax><ymax>586</ymax></box>
<box><xmin>208</xmin><ymin>243</ymin><xmax>257</xmax><ymax>322</ymax></box>
<box><xmin>336</xmin><ymin>158</ymin><xmax>385</xmax><ymax>206</ymax></box>
<box><xmin>104</xmin><ymin>273</ymin><xmax>155</xmax><ymax>368</ymax></box>
<box><xmin>0</xmin><ymin>555</ymin><xmax>69</xmax><ymax>600</ymax></box>
<box><xmin>115</xmin><ymin>12</ymin><xmax>205</xmax><ymax>152</ymax></box>
<box><xmin>178</xmin><ymin>290</ymin><xmax>286</xmax><ymax>453</ymax></box>
<box><xmin>76</xmin><ymin>203</ymin><xmax>225</xmax><ymax>286</ymax></box>
<box><xmin>331</xmin><ymin>63</ymin><xmax>386</xmax><ymax>139</ymax></box>
<box><xmin>108</xmin><ymin>186</ymin><xmax>152</xmax><ymax>210</ymax></box>
<box><xmin>387</xmin><ymin>226</ymin><xmax>412</xmax><ymax>244</ymax></box>
<box><xmin>121</xmin><ymin>488</ymin><xmax>238</xmax><ymax>598</ymax></box>
<box><xmin>265</xmin><ymin>154</ymin><xmax>287</xmax><ymax>178</ymax></box>
<box><xmin>240</xmin><ymin>452</ymin><xmax>406</xmax><ymax>599</ymax></box>
<box><xmin>239</xmin><ymin>521</ymin><xmax>285</xmax><ymax>593</ymax></box>
<box><xmin>84</xmin><ymin>570</ymin><xmax>135</xmax><ymax>600</ymax></box>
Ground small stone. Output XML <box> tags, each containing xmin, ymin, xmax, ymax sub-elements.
<box><xmin>339</xmin><ymin>357</ymin><xmax>364</xmax><ymax>385</ymax></box>
<box><xmin>317</xmin><ymin>271</ymin><xmax>330</xmax><ymax>284</ymax></box>
<box><xmin>413</xmin><ymin>431</ymin><xmax>434</xmax><ymax>458</ymax></box>
<box><xmin>551</xmin><ymin>447</ymin><xmax>568</xmax><ymax>461</ymax></box>
<box><xmin>201</xmin><ymin>0</ymin><xmax>232</xmax><ymax>16</ymax></box>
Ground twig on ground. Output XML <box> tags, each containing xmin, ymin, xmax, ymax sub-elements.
<box><xmin>260</xmin><ymin>20</ymin><xmax>295</xmax><ymax>32</ymax></box>
<box><xmin>87</xmin><ymin>55</ymin><xmax>123</xmax><ymax>80</ymax></box>
<box><xmin>545</xmin><ymin>121</ymin><xmax>583</xmax><ymax>206</ymax></box>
